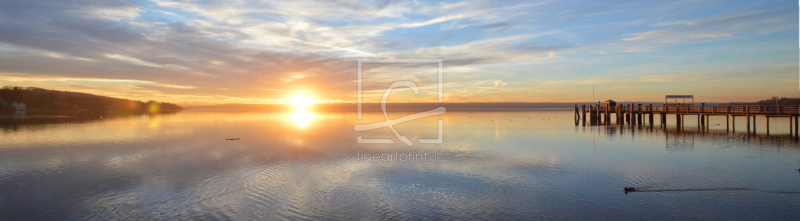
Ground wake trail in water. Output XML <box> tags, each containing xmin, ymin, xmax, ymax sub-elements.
<box><xmin>627</xmin><ymin>187</ymin><xmax>800</xmax><ymax>194</ymax></box>
<box><xmin>624</xmin><ymin>158</ymin><xmax>800</xmax><ymax>195</ymax></box>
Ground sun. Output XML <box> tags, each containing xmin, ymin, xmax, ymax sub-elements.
<box><xmin>290</xmin><ymin>94</ymin><xmax>313</xmax><ymax>108</ymax></box>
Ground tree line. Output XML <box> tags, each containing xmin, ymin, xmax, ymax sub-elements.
<box><xmin>0</xmin><ymin>86</ymin><xmax>182</xmax><ymax>112</ymax></box>
<box><xmin>727</xmin><ymin>97</ymin><xmax>800</xmax><ymax>106</ymax></box>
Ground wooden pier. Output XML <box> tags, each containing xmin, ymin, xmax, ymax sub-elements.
<box><xmin>574</xmin><ymin>104</ymin><xmax>800</xmax><ymax>138</ymax></box>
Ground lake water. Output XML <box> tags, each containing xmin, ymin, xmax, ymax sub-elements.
<box><xmin>1</xmin><ymin>109</ymin><xmax>799</xmax><ymax>220</ymax></box>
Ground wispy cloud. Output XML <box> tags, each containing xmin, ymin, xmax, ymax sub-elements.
<box><xmin>0</xmin><ymin>0</ymin><xmax>795</xmax><ymax>103</ymax></box>
<box><xmin>621</xmin><ymin>6</ymin><xmax>794</xmax><ymax>45</ymax></box>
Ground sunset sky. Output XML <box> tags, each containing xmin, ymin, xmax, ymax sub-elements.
<box><xmin>0</xmin><ymin>0</ymin><xmax>797</xmax><ymax>104</ymax></box>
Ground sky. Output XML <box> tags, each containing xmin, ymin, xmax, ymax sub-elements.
<box><xmin>0</xmin><ymin>0</ymin><xmax>797</xmax><ymax>104</ymax></box>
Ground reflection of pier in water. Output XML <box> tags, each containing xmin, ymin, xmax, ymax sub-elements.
<box><xmin>589</xmin><ymin>124</ymin><xmax>799</xmax><ymax>152</ymax></box>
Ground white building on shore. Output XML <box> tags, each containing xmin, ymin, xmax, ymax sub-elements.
<box><xmin>3</xmin><ymin>101</ymin><xmax>26</xmax><ymax>110</ymax></box>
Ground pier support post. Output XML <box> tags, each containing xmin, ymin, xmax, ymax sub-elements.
<box><xmin>697</xmin><ymin>115</ymin><xmax>700</xmax><ymax>129</ymax></box>
<box><xmin>753</xmin><ymin>115</ymin><xmax>756</xmax><ymax>134</ymax></box>
<box><xmin>588</xmin><ymin>106</ymin><xmax>592</xmax><ymax>125</ymax></box>
<box><xmin>595</xmin><ymin>105</ymin><xmax>600</xmax><ymax>125</ymax></box>
<box><xmin>582</xmin><ymin>105</ymin><xmax>586</xmax><ymax>127</ymax></box>
<box><xmin>795</xmin><ymin>115</ymin><xmax>799</xmax><ymax>138</ymax></box>
<box><xmin>746</xmin><ymin>106</ymin><xmax>750</xmax><ymax>136</ymax></box>
<box><xmin>638</xmin><ymin>104</ymin><xmax>643</xmax><ymax>125</ymax></box>
<box><xmin>625</xmin><ymin>113</ymin><xmax>628</xmax><ymax>125</ymax></box>
<box><xmin>597</xmin><ymin>105</ymin><xmax>601</xmax><ymax>125</ymax></box>
<box><xmin>700</xmin><ymin>114</ymin><xmax>705</xmax><ymax>127</ymax></box>
<box><xmin>732</xmin><ymin>116</ymin><xmax>736</xmax><ymax>132</ymax></box>
<box><xmin>625</xmin><ymin>110</ymin><xmax>629</xmax><ymax>124</ymax></box>
<box><xmin>681</xmin><ymin>114</ymin><xmax>685</xmax><ymax>130</ymax></box>
<box><xmin>766</xmin><ymin>116</ymin><xmax>770</xmax><ymax>136</ymax></box>
<box><xmin>676</xmin><ymin>114</ymin><xmax>681</xmax><ymax>130</ymax></box>
<box><xmin>574</xmin><ymin>104</ymin><xmax>579</xmax><ymax>126</ymax></box>
<box><xmin>597</xmin><ymin>107</ymin><xmax>606</xmax><ymax>125</ymax></box>
<box><xmin>639</xmin><ymin>112</ymin><xmax>643</xmax><ymax>126</ymax></box>
<box><xmin>595</xmin><ymin>105</ymin><xmax>599</xmax><ymax>125</ymax></box>
<box><xmin>629</xmin><ymin>104</ymin><xmax>633</xmax><ymax>125</ymax></box>
<box><xmin>794</xmin><ymin>115</ymin><xmax>800</xmax><ymax>139</ymax></box>
<box><xmin>649</xmin><ymin>104</ymin><xmax>653</xmax><ymax>127</ymax></box>
<box><xmin>628</xmin><ymin>104</ymin><xmax>636</xmax><ymax>125</ymax></box>
<box><xmin>598</xmin><ymin>106</ymin><xmax>602</xmax><ymax>125</ymax></box>
<box><xmin>596</xmin><ymin>106</ymin><xmax>600</xmax><ymax>125</ymax></box>
<box><xmin>726</xmin><ymin>115</ymin><xmax>729</xmax><ymax>131</ymax></box>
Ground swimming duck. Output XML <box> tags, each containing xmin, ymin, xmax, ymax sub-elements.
<box><xmin>623</xmin><ymin>187</ymin><xmax>636</xmax><ymax>194</ymax></box>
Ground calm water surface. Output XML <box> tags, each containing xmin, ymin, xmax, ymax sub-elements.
<box><xmin>1</xmin><ymin>109</ymin><xmax>799</xmax><ymax>220</ymax></box>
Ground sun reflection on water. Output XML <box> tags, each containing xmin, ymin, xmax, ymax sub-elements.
<box><xmin>290</xmin><ymin>109</ymin><xmax>314</xmax><ymax>129</ymax></box>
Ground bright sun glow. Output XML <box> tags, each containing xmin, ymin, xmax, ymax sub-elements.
<box><xmin>290</xmin><ymin>94</ymin><xmax>313</xmax><ymax>108</ymax></box>
<box><xmin>288</xmin><ymin>94</ymin><xmax>314</xmax><ymax>129</ymax></box>
<box><xmin>290</xmin><ymin>109</ymin><xmax>313</xmax><ymax>129</ymax></box>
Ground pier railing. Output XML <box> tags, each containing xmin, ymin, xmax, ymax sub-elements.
<box><xmin>584</xmin><ymin>105</ymin><xmax>800</xmax><ymax>115</ymax></box>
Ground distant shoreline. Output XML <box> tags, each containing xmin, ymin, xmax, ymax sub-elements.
<box><xmin>183</xmin><ymin>102</ymin><xmax>715</xmax><ymax>111</ymax></box>
<box><xmin>185</xmin><ymin>98</ymin><xmax>800</xmax><ymax>111</ymax></box>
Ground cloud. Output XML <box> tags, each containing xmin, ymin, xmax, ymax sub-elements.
<box><xmin>88</xmin><ymin>5</ymin><xmax>143</xmax><ymax>21</ymax></box>
<box><xmin>690</xmin><ymin>32</ymin><xmax>731</xmax><ymax>38</ymax></box>
<box><xmin>650</xmin><ymin>20</ymin><xmax>694</xmax><ymax>27</ymax></box>
<box><xmin>620</xmin><ymin>6</ymin><xmax>794</xmax><ymax>45</ymax></box>
<box><xmin>622</xmin><ymin>30</ymin><xmax>672</xmax><ymax>41</ymax></box>
<box><xmin>0</xmin><ymin>0</ymin><xmax>560</xmax><ymax>89</ymax></box>
<box><xmin>0</xmin><ymin>0</ymin><xmax>795</xmax><ymax>103</ymax></box>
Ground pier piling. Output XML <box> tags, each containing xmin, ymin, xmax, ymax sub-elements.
<box><xmin>726</xmin><ymin>115</ymin><xmax>729</xmax><ymax>131</ymax></box>
<box><xmin>581</xmin><ymin>105</ymin><xmax>586</xmax><ymax>127</ymax></box>
<box><xmin>746</xmin><ymin>106</ymin><xmax>750</xmax><ymax>136</ymax></box>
